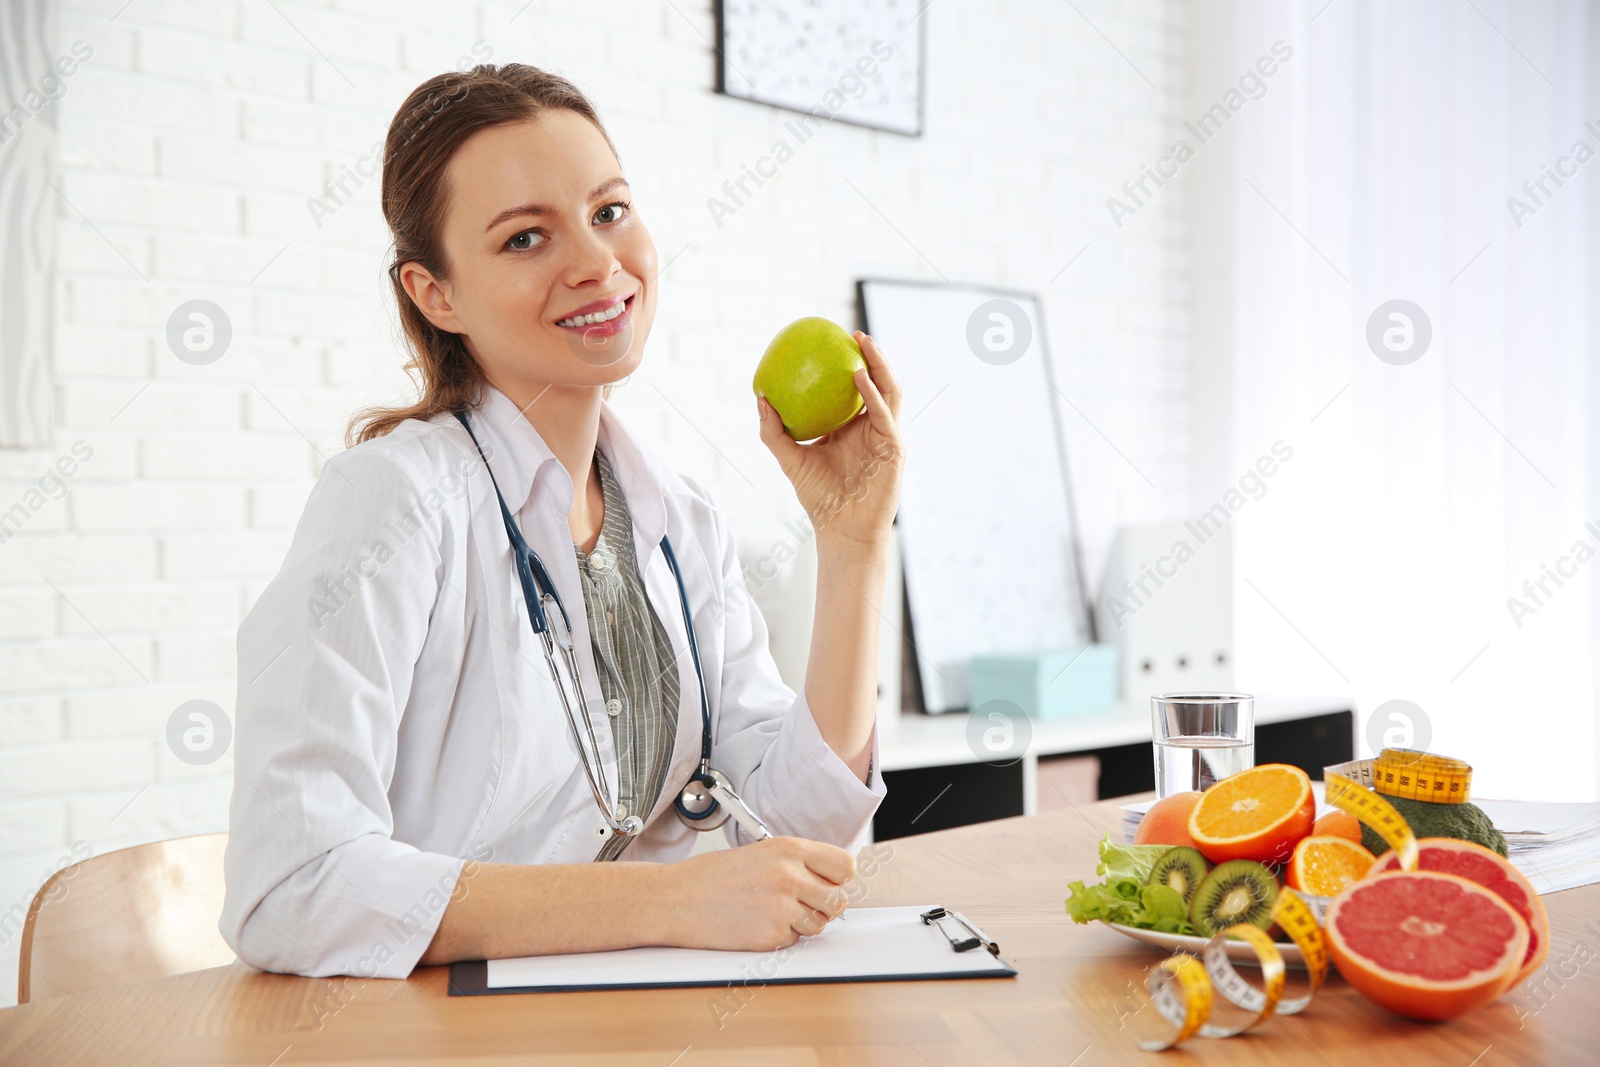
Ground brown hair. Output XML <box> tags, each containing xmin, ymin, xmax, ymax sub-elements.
<box><xmin>345</xmin><ymin>63</ymin><xmax>620</xmax><ymax>447</ymax></box>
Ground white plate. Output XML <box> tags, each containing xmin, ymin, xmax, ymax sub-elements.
<box><xmin>1100</xmin><ymin>921</ymin><xmax>1308</xmax><ymax>969</ymax></box>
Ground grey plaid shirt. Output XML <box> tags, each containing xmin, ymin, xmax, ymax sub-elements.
<box><xmin>575</xmin><ymin>446</ymin><xmax>682</xmax><ymax>861</ymax></box>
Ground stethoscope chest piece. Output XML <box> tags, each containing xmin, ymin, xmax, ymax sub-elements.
<box><xmin>676</xmin><ymin>767</ymin><xmax>732</xmax><ymax>830</ymax></box>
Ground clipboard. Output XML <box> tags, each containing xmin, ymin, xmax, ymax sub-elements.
<box><xmin>448</xmin><ymin>905</ymin><xmax>1016</xmax><ymax>995</ymax></box>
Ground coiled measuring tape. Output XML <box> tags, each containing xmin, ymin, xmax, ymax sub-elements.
<box><xmin>1138</xmin><ymin>888</ymin><xmax>1326</xmax><ymax>1051</ymax></box>
<box><xmin>1136</xmin><ymin>761</ymin><xmax>1426</xmax><ymax>1051</ymax></box>
<box><xmin>1368</xmin><ymin>748</ymin><xmax>1474</xmax><ymax>804</ymax></box>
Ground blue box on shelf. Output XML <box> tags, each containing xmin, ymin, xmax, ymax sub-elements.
<box><xmin>968</xmin><ymin>646</ymin><xmax>1119</xmax><ymax>719</ymax></box>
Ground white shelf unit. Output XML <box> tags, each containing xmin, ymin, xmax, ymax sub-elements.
<box><xmin>877</xmin><ymin>694</ymin><xmax>1354</xmax><ymax>816</ymax></box>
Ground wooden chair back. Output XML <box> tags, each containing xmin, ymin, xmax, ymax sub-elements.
<box><xmin>17</xmin><ymin>832</ymin><xmax>235</xmax><ymax>1003</ymax></box>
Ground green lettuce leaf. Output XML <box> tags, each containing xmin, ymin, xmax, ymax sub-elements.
<box><xmin>1065</xmin><ymin>835</ymin><xmax>1201</xmax><ymax>936</ymax></box>
<box><xmin>1095</xmin><ymin>835</ymin><xmax>1175</xmax><ymax>884</ymax></box>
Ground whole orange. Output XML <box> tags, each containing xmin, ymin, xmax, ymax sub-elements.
<box><xmin>1134</xmin><ymin>791</ymin><xmax>1202</xmax><ymax>847</ymax></box>
<box><xmin>1313</xmin><ymin>809</ymin><xmax>1363</xmax><ymax>843</ymax></box>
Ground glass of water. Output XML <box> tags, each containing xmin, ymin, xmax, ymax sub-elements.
<box><xmin>1151</xmin><ymin>692</ymin><xmax>1254</xmax><ymax>798</ymax></box>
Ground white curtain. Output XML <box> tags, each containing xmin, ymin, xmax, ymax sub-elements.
<box><xmin>1204</xmin><ymin>0</ymin><xmax>1599</xmax><ymax>799</ymax></box>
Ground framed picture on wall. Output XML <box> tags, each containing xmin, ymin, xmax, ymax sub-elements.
<box><xmin>858</xmin><ymin>278</ymin><xmax>1095</xmax><ymax>714</ymax></box>
<box><xmin>713</xmin><ymin>0</ymin><xmax>925</xmax><ymax>136</ymax></box>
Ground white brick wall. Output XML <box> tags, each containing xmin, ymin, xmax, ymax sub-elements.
<box><xmin>0</xmin><ymin>0</ymin><xmax>1190</xmax><ymax>1002</ymax></box>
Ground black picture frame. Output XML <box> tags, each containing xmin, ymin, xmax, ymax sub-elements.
<box><xmin>713</xmin><ymin>0</ymin><xmax>926</xmax><ymax>137</ymax></box>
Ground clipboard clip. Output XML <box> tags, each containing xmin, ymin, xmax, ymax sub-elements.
<box><xmin>920</xmin><ymin>907</ymin><xmax>1000</xmax><ymax>956</ymax></box>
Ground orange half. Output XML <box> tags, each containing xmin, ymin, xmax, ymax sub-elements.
<box><xmin>1287</xmin><ymin>835</ymin><xmax>1375</xmax><ymax>896</ymax></box>
<box><xmin>1187</xmin><ymin>763</ymin><xmax>1315</xmax><ymax>865</ymax></box>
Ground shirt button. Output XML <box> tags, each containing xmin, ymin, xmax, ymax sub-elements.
<box><xmin>616</xmin><ymin>803</ymin><xmax>629</xmax><ymax>819</ymax></box>
<box><xmin>589</xmin><ymin>551</ymin><xmax>609</xmax><ymax>574</ymax></box>
<box><xmin>605</xmin><ymin>697</ymin><xmax>622</xmax><ymax>717</ymax></box>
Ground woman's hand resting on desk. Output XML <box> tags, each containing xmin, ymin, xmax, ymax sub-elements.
<box><xmin>659</xmin><ymin>836</ymin><xmax>857</xmax><ymax>951</ymax></box>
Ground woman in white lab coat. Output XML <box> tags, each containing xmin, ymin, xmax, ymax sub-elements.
<box><xmin>219</xmin><ymin>64</ymin><xmax>905</xmax><ymax>980</ymax></box>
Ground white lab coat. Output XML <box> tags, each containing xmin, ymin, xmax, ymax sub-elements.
<box><xmin>220</xmin><ymin>384</ymin><xmax>886</xmax><ymax>980</ymax></box>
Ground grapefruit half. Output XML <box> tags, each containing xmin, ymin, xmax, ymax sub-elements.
<box><xmin>1371</xmin><ymin>836</ymin><xmax>1549</xmax><ymax>990</ymax></box>
<box><xmin>1326</xmin><ymin>870</ymin><xmax>1529</xmax><ymax>1020</ymax></box>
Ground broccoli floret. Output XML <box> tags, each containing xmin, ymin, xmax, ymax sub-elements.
<box><xmin>1361</xmin><ymin>795</ymin><xmax>1508</xmax><ymax>858</ymax></box>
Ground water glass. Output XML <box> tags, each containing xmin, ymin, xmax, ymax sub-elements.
<box><xmin>1151</xmin><ymin>692</ymin><xmax>1254</xmax><ymax>798</ymax></box>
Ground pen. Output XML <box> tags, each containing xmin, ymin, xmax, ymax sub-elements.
<box><xmin>708</xmin><ymin>778</ymin><xmax>849</xmax><ymax>921</ymax></box>
<box><xmin>707</xmin><ymin>777</ymin><xmax>774</xmax><ymax>841</ymax></box>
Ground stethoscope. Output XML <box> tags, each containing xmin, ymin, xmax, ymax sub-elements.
<box><xmin>454</xmin><ymin>409</ymin><xmax>770</xmax><ymax>841</ymax></box>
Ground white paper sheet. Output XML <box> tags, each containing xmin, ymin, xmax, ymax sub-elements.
<box><xmin>1473</xmin><ymin>799</ymin><xmax>1600</xmax><ymax>835</ymax></box>
<box><xmin>485</xmin><ymin>905</ymin><xmax>1014</xmax><ymax>991</ymax></box>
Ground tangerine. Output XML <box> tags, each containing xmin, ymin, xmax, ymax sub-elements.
<box><xmin>1313</xmin><ymin>808</ymin><xmax>1362</xmax><ymax>844</ymax></box>
<box><xmin>1134</xmin><ymin>791</ymin><xmax>1202</xmax><ymax>848</ymax></box>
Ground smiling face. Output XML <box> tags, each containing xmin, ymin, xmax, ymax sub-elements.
<box><xmin>399</xmin><ymin>108</ymin><xmax>657</xmax><ymax>396</ymax></box>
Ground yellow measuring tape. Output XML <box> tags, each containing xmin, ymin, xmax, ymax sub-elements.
<box><xmin>1136</xmin><ymin>760</ymin><xmax>1425</xmax><ymax>1051</ymax></box>
<box><xmin>1370</xmin><ymin>748</ymin><xmax>1474</xmax><ymax>804</ymax></box>
<box><xmin>1139</xmin><ymin>955</ymin><xmax>1212</xmax><ymax>1050</ymax></box>
<box><xmin>1324</xmin><ymin>756</ymin><xmax>1422</xmax><ymax>873</ymax></box>
<box><xmin>1138</xmin><ymin>888</ymin><xmax>1326</xmax><ymax>1050</ymax></box>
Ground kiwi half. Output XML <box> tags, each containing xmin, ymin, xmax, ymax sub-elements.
<box><xmin>1188</xmin><ymin>859</ymin><xmax>1279</xmax><ymax>937</ymax></box>
<box><xmin>1146</xmin><ymin>846</ymin><xmax>1210</xmax><ymax>906</ymax></box>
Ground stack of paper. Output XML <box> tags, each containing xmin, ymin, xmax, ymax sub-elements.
<box><xmin>1121</xmin><ymin>805</ymin><xmax>1141</xmax><ymax>844</ymax></box>
<box><xmin>1118</xmin><ymin>787</ymin><xmax>1600</xmax><ymax>894</ymax></box>
<box><xmin>1476</xmin><ymin>798</ymin><xmax>1600</xmax><ymax>894</ymax></box>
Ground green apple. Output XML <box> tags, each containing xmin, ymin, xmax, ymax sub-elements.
<box><xmin>752</xmin><ymin>317</ymin><xmax>866</xmax><ymax>441</ymax></box>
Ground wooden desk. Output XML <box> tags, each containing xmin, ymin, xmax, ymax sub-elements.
<box><xmin>2</xmin><ymin>797</ymin><xmax>1594</xmax><ymax>1065</ymax></box>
